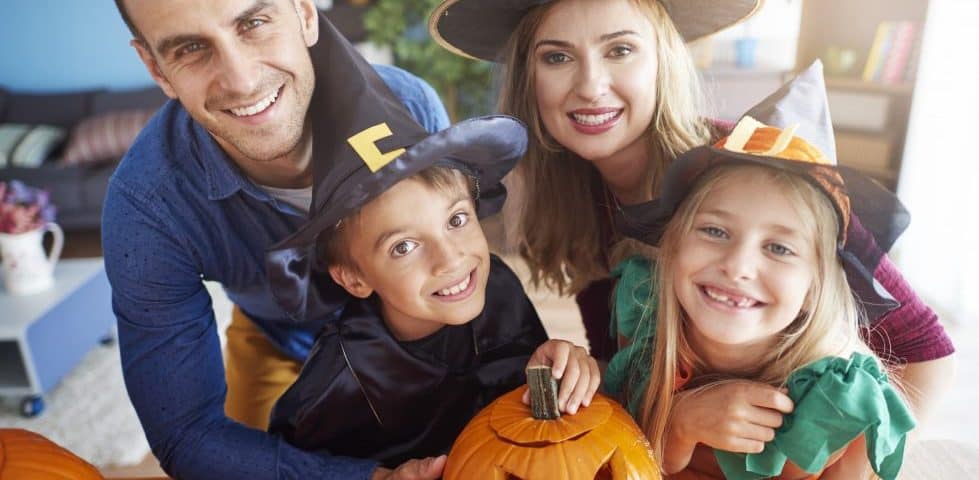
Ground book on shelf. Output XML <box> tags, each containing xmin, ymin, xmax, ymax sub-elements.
<box><xmin>861</xmin><ymin>20</ymin><xmax>920</xmax><ymax>85</ymax></box>
<box><xmin>902</xmin><ymin>25</ymin><xmax>924</xmax><ymax>83</ymax></box>
<box><xmin>881</xmin><ymin>21</ymin><xmax>916</xmax><ymax>84</ymax></box>
<box><xmin>862</xmin><ymin>22</ymin><xmax>893</xmax><ymax>82</ymax></box>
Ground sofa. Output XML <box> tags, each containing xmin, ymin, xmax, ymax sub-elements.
<box><xmin>0</xmin><ymin>85</ymin><xmax>168</xmax><ymax>230</ymax></box>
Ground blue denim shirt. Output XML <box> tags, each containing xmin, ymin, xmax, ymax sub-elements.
<box><xmin>102</xmin><ymin>64</ymin><xmax>449</xmax><ymax>480</ymax></box>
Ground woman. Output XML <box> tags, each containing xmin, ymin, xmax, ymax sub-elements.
<box><xmin>430</xmin><ymin>0</ymin><xmax>954</xmax><ymax>452</ymax></box>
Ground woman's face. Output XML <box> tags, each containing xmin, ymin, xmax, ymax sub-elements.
<box><xmin>532</xmin><ymin>0</ymin><xmax>659</xmax><ymax>168</ymax></box>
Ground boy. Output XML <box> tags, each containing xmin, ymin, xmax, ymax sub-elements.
<box><xmin>263</xmin><ymin>60</ymin><xmax>599</xmax><ymax>470</ymax></box>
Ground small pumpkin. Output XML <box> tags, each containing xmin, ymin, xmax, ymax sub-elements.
<box><xmin>444</xmin><ymin>367</ymin><xmax>661</xmax><ymax>480</ymax></box>
<box><xmin>0</xmin><ymin>429</ymin><xmax>104</xmax><ymax>480</ymax></box>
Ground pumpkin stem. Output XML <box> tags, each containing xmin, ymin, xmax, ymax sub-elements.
<box><xmin>527</xmin><ymin>366</ymin><xmax>561</xmax><ymax>420</ymax></box>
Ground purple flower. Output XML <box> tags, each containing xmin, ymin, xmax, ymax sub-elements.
<box><xmin>0</xmin><ymin>180</ymin><xmax>58</xmax><ymax>234</ymax></box>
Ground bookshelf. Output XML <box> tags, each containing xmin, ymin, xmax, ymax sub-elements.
<box><xmin>796</xmin><ymin>0</ymin><xmax>930</xmax><ymax>191</ymax></box>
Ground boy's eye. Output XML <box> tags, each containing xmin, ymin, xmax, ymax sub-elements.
<box><xmin>448</xmin><ymin>212</ymin><xmax>469</xmax><ymax>229</ymax></box>
<box><xmin>391</xmin><ymin>240</ymin><xmax>418</xmax><ymax>257</ymax></box>
<box><xmin>766</xmin><ymin>243</ymin><xmax>795</xmax><ymax>256</ymax></box>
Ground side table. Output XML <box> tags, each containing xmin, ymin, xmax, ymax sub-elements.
<box><xmin>0</xmin><ymin>258</ymin><xmax>115</xmax><ymax>417</ymax></box>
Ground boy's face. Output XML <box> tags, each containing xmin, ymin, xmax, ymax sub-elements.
<box><xmin>329</xmin><ymin>176</ymin><xmax>491</xmax><ymax>341</ymax></box>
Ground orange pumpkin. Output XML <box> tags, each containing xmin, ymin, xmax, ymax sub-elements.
<box><xmin>444</xmin><ymin>384</ymin><xmax>661</xmax><ymax>479</ymax></box>
<box><xmin>0</xmin><ymin>429</ymin><xmax>103</xmax><ymax>480</ymax></box>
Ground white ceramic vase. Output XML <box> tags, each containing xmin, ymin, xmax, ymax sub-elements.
<box><xmin>0</xmin><ymin>222</ymin><xmax>64</xmax><ymax>296</ymax></box>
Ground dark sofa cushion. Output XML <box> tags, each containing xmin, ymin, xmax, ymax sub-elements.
<box><xmin>91</xmin><ymin>86</ymin><xmax>169</xmax><ymax>115</ymax></box>
<box><xmin>3</xmin><ymin>91</ymin><xmax>95</xmax><ymax>129</ymax></box>
<box><xmin>0</xmin><ymin>86</ymin><xmax>8</xmax><ymax>119</ymax></box>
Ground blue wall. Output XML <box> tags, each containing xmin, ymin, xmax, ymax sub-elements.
<box><xmin>0</xmin><ymin>1</ymin><xmax>154</xmax><ymax>93</ymax></box>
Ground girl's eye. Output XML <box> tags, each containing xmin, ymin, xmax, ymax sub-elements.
<box><xmin>700</xmin><ymin>226</ymin><xmax>728</xmax><ymax>239</ymax></box>
<box><xmin>766</xmin><ymin>243</ymin><xmax>795</xmax><ymax>256</ymax></box>
<box><xmin>448</xmin><ymin>212</ymin><xmax>469</xmax><ymax>229</ymax></box>
<box><xmin>608</xmin><ymin>45</ymin><xmax>633</xmax><ymax>57</ymax></box>
<box><xmin>391</xmin><ymin>240</ymin><xmax>418</xmax><ymax>257</ymax></box>
<box><xmin>543</xmin><ymin>52</ymin><xmax>571</xmax><ymax>65</ymax></box>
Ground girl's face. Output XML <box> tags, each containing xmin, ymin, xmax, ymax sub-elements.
<box><xmin>532</xmin><ymin>0</ymin><xmax>659</xmax><ymax>168</ymax></box>
<box><xmin>673</xmin><ymin>172</ymin><xmax>817</xmax><ymax>370</ymax></box>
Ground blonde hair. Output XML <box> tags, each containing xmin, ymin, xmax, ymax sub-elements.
<box><xmin>637</xmin><ymin>165</ymin><xmax>866</xmax><ymax>460</ymax></box>
<box><xmin>498</xmin><ymin>0</ymin><xmax>714</xmax><ymax>295</ymax></box>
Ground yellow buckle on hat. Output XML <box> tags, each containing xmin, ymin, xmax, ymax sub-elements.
<box><xmin>348</xmin><ymin>123</ymin><xmax>406</xmax><ymax>173</ymax></box>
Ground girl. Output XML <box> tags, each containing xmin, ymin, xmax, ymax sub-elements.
<box><xmin>611</xmin><ymin>67</ymin><xmax>915</xmax><ymax>479</ymax></box>
<box><xmin>429</xmin><ymin>0</ymin><xmax>952</xmax><ymax>451</ymax></box>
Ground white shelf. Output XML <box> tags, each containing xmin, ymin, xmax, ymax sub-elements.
<box><xmin>0</xmin><ymin>258</ymin><xmax>104</xmax><ymax>337</ymax></box>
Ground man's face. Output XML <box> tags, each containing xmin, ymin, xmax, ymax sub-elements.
<box><xmin>125</xmin><ymin>0</ymin><xmax>318</xmax><ymax>165</ymax></box>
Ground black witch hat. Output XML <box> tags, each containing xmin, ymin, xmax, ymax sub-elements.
<box><xmin>429</xmin><ymin>0</ymin><xmax>763</xmax><ymax>62</ymax></box>
<box><xmin>615</xmin><ymin>61</ymin><xmax>909</xmax><ymax>321</ymax></box>
<box><xmin>265</xmin><ymin>12</ymin><xmax>527</xmax><ymax>321</ymax></box>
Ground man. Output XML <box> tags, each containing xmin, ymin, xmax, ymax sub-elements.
<box><xmin>104</xmin><ymin>0</ymin><xmax>449</xmax><ymax>478</ymax></box>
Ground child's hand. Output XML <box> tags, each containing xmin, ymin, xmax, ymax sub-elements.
<box><xmin>523</xmin><ymin>339</ymin><xmax>601</xmax><ymax>415</ymax></box>
<box><xmin>674</xmin><ymin>380</ymin><xmax>793</xmax><ymax>453</ymax></box>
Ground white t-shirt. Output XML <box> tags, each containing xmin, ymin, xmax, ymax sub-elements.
<box><xmin>260</xmin><ymin>184</ymin><xmax>312</xmax><ymax>214</ymax></box>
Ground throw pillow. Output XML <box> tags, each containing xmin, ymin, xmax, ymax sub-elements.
<box><xmin>0</xmin><ymin>124</ymin><xmax>31</xmax><ymax>168</ymax></box>
<box><xmin>0</xmin><ymin>123</ymin><xmax>66</xmax><ymax>168</ymax></box>
<box><xmin>12</xmin><ymin>125</ymin><xmax>66</xmax><ymax>167</ymax></box>
<box><xmin>61</xmin><ymin>109</ymin><xmax>155</xmax><ymax>166</ymax></box>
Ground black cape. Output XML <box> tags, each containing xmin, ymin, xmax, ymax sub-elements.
<box><xmin>268</xmin><ymin>255</ymin><xmax>548</xmax><ymax>467</ymax></box>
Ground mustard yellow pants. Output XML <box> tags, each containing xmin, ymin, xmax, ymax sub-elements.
<box><xmin>224</xmin><ymin>306</ymin><xmax>303</xmax><ymax>430</ymax></box>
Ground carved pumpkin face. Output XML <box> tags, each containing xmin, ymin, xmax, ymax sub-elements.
<box><xmin>444</xmin><ymin>387</ymin><xmax>661</xmax><ymax>480</ymax></box>
<box><xmin>0</xmin><ymin>429</ymin><xmax>104</xmax><ymax>480</ymax></box>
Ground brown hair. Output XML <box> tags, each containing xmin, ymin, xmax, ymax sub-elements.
<box><xmin>498</xmin><ymin>0</ymin><xmax>714</xmax><ymax>295</ymax></box>
<box><xmin>315</xmin><ymin>166</ymin><xmax>474</xmax><ymax>270</ymax></box>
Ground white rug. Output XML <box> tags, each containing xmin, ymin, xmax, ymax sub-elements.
<box><xmin>0</xmin><ymin>281</ymin><xmax>233</xmax><ymax>469</ymax></box>
<box><xmin>0</xmin><ymin>342</ymin><xmax>150</xmax><ymax>468</ymax></box>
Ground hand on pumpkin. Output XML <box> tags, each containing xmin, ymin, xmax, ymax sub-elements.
<box><xmin>370</xmin><ymin>454</ymin><xmax>445</xmax><ymax>480</ymax></box>
<box><xmin>664</xmin><ymin>380</ymin><xmax>794</xmax><ymax>473</ymax></box>
<box><xmin>523</xmin><ymin>339</ymin><xmax>601</xmax><ymax>415</ymax></box>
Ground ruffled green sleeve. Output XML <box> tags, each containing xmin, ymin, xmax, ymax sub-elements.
<box><xmin>714</xmin><ymin>353</ymin><xmax>916</xmax><ymax>480</ymax></box>
<box><xmin>602</xmin><ymin>255</ymin><xmax>657</xmax><ymax>417</ymax></box>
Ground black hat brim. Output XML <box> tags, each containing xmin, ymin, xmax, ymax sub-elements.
<box><xmin>272</xmin><ymin>114</ymin><xmax>525</xmax><ymax>253</ymax></box>
<box><xmin>429</xmin><ymin>0</ymin><xmax>763</xmax><ymax>62</ymax></box>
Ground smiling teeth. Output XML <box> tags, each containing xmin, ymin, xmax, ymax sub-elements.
<box><xmin>705</xmin><ymin>287</ymin><xmax>756</xmax><ymax>308</ymax></box>
<box><xmin>230</xmin><ymin>89</ymin><xmax>279</xmax><ymax>117</ymax></box>
<box><xmin>437</xmin><ymin>274</ymin><xmax>471</xmax><ymax>296</ymax></box>
<box><xmin>572</xmin><ymin>111</ymin><xmax>618</xmax><ymax>125</ymax></box>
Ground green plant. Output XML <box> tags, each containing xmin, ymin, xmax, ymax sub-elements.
<box><xmin>363</xmin><ymin>0</ymin><xmax>495</xmax><ymax>121</ymax></box>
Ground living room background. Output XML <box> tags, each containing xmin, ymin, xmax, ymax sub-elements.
<box><xmin>0</xmin><ymin>0</ymin><xmax>152</xmax><ymax>92</ymax></box>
